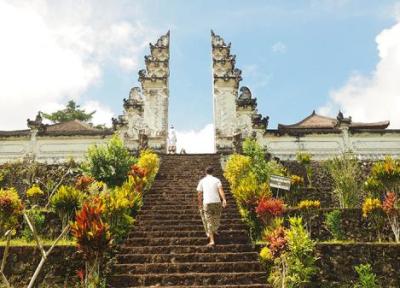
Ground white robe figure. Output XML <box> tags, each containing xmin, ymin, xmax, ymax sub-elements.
<box><xmin>168</xmin><ymin>126</ymin><xmax>177</xmax><ymax>153</ymax></box>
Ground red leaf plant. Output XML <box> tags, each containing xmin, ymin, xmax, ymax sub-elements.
<box><xmin>71</xmin><ymin>197</ymin><xmax>111</xmax><ymax>260</ymax></box>
<box><xmin>71</xmin><ymin>197</ymin><xmax>111</xmax><ymax>286</ymax></box>
<box><xmin>256</xmin><ymin>196</ymin><xmax>285</xmax><ymax>225</ymax></box>
<box><xmin>266</xmin><ymin>226</ymin><xmax>288</xmax><ymax>258</ymax></box>
<box><xmin>75</xmin><ymin>175</ymin><xmax>95</xmax><ymax>192</ymax></box>
<box><xmin>128</xmin><ymin>164</ymin><xmax>148</xmax><ymax>193</ymax></box>
<box><xmin>382</xmin><ymin>192</ymin><xmax>400</xmax><ymax>242</ymax></box>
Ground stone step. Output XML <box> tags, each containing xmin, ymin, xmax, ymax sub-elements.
<box><xmin>136</xmin><ymin>219</ymin><xmax>243</xmax><ymax>226</ymax></box>
<box><xmin>119</xmin><ymin>244</ymin><xmax>255</xmax><ymax>254</ymax></box>
<box><xmin>108</xmin><ymin>271</ymin><xmax>267</xmax><ymax>287</ymax></box>
<box><xmin>113</xmin><ymin>261</ymin><xmax>264</xmax><ymax>274</ymax></box>
<box><xmin>127</xmin><ymin>230</ymin><xmax>247</xmax><ymax>239</ymax></box>
<box><xmin>133</xmin><ymin>224</ymin><xmax>247</xmax><ymax>232</ymax></box>
<box><xmin>116</xmin><ymin>252</ymin><xmax>260</xmax><ymax>264</ymax></box>
<box><xmin>140</xmin><ymin>205</ymin><xmax>238</xmax><ymax>211</ymax></box>
<box><xmin>123</xmin><ymin>235</ymin><xmax>249</xmax><ymax>246</ymax></box>
<box><xmin>136</xmin><ymin>209</ymin><xmax>240</xmax><ymax>217</ymax></box>
<box><xmin>136</xmin><ymin>214</ymin><xmax>241</xmax><ymax>221</ymax></box>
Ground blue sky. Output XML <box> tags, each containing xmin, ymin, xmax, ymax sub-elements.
<box><xmin>84</xmin><ymin>0</ymin><xmax>398</xmax><ymax>130</ymax></box>
<box><xmin>1</xmin><ymin>0</ymin><xmax>400</xmax><ymax>141</ymax></box>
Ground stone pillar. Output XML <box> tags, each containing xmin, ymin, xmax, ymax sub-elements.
<box><xmin>211</xmin><ymin>31</ymin><xmax>269</xmax><ymax>153</ymax></box>
<box><xmin>26</xmin><ymin>112</ymin><xmax>44</xmax><ymax>161</ymax></box>
<box><xmin>139</xmin><ymin>31</ymin><xmax>170</xmax><ymax>152</ymax></box>
<box><xmin>113</xmin><ymin>87</ymin><xmax>145</xmax><ymax>151</ymax></box>
<box><xmin>114</xmin><ymin>32</ymin><xmax>170</xmax><ymax>153</ymax></box>
<box><xmin>211</xmin><ymin>31</ymin><xmax>242</xmax><ymax>153</ymax></box>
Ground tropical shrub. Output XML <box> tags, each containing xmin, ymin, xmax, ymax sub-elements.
<box><xmin>256</xmin><ymin>196</ymin><xmax>285</xmax><ymax>226</ymax></box>
<box><xmin>362</xmin><ymin>197</ymin><xmax>385</xmax><ymax>242</ymax></box>
<box><xmin>83</xmin><ymin>134</ymin><xmax>136</xmax><ymax>187</ymax></box>
<box><xmin>325</xmin><ymin>153</ymin><xmax>363</xmax><ymax>208</ymax></box>
<box><xmin>26</xmin><ymin>184</ymin><xmax>44</xmax><ymax>206</ymax></box>
<box><xmin>75</xmin><ymin>175</ymin><xmax>95</xmax><ymax>192</ymax></box>
<box><xmin>51</xmin><ymin>185</ymin><xmax>85</xmax><ymax>229</ymax></box>
<box><xmin>268</xmin><ymin>217</ymin><xmax>317</xmax><ymax>288</ymax></box>
<box><xmin>382</xmin><ymin>191</ymin><xmax>399</xmax><ymax>242</ymax></box>
<box><xmin>128</xmin><ymin>164</ymin><xmax>148</xmax><ymax>195</ymax></box>
<box><xmin>265</xmin><ymin>225</ymin><xmax>288</xmax><ymax>258</ymax></box>
<box><xmin>353</xmin><ymin>263</ymin><xmax>379</xmax><ymax>288</ymax></box>
<box><xmin>137</xmin><ymin>150</ymin><xmax>160</xmax><ymax>189</ymax></box>
<box><xmin>0</xmin><ymin>188</ymin><xmax>23</xmax><ymax>232</ymax></box>
<box><xmin>71</xmin><ymin>197</ymin><xmax>111</xmax><ymax>287</ymax></box>
<box><xmin>365</xmin><ymin>156</ymin><xmax>400</xmax><ymax>196</ymax></box>
<box><xmin>286</xmin><ymin>175</ymin><xmax>304</xmax><ymax>206</ymax></box>
<box><xmin>224</xmin><ymin>139</ymin><xmax>286</xmax><ymax>241</ymax></box>
<box><xmin>296</xmin><ymin>151</ymin><xmax>313</xmax><ymax>187</ymax></box>
<box><xmin>21</xmin><ymin>208</ymin><xmax>45</xmax><ymax>241</ymax></box>
<box><xmin>297</xmin><ymin>200</ymin><xmax>321</xmax><ymax>235</ymax></box>
<box><xmin>259</xmin><ymin>246</ymin><xmax>274</xmax><ymax>263</ymax></box>
<box><xmin>297</xmin><ymin>200</ymin><xmax>320</xmax><ymax>209</ymax></box>
<box><xmin>101</xmin><ymin>176</ymin><xmax>143</xmax><ymax>242</ymax></box>
<box><xmin>324</xmin><ymin>210</ymin><xmax>344</xmax><ymax>241</ymax></box>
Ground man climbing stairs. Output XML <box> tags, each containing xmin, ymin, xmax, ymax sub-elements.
<box><xmin>108</xmin><ymin>154</ymin><xmax>268</xmax><ymax>287</ymax></box>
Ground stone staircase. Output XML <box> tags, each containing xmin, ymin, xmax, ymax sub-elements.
<box><xmin>108</xmin><ymin>154</ymin><xmax>268</xmax><ymax>287</ymax></box>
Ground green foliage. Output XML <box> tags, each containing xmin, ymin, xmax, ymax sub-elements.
<box><xmin>268</xmin><ymin>217</ymin><xmax>317</xmax><ymax>288</ymax></box>
<box><xmin>296</xmin><ymin>151</ymin><xmax>313</xmax><ymax>187</ymax></box>
<box><xmin>353</xmin><ymin>264</ymin><xmax>380</xmax><ymax>288</ymax></box>
<box><xmin>51</xmin><ymin>185</ymin><xmax>84</xmax><ymax>229</ymax></box>
<box><xmin>101</xmin><ymin>177</ymin><xmax>142</xmax><ymax>242</ymax></box>
<box><xmin>224</xmin><ymin>139</ymin><xmax>286</xmax><ymax>241</ymax></box>
<box><xmin>21</xmin><ymin>208</ymin><xmax>45</xmax><ymax>241</ymax></box>
<box><xmin>364</xmin><ymin>156</ymin><xmax>400</xmax><ymax>196</ymax></box>
<box><xmin>325</xmin><ymin>153</ymin><xmax>363</xmax><ymax>208</ymax></box>
<box><xmin>42</xmin><ymin>100</ymin><xmax>95</xmax><ymax>123</ymax></box>
<box><xmin>243</xmin><ymin>138</ymin><xmax>269</xmax><ymax>183</ymax></box>
<box><xmin>324</xmin><ymin>210</ymin><xmax>344</xmax><ymax>241</ymax></box>
<box><xmin>137</xmin><ymin>150</ymin><xmax>160</xmax><ymax>190</ymax></box>
<box><xmin>82</xmin><ymin>135</ymin><xmax>136</xmax><ymax>187</ymax></box>
<box><xmin>0</xmin><ymin>187</ymin><xmax>24</xmax><ymax>231</ymax></box>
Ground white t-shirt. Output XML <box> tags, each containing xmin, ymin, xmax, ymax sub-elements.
<box><xmin>196</xmin><ymin>175</ymin><xmax>222</xmax><ymax>204</ymax></box>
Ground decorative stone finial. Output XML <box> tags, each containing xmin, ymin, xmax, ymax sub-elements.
<box><xmin>211</xmin><ymin>30</ymin><xmax>231</xmax><ymax>48</ymax></box>
<box><xmin>336</xmin><ymin>111</ymin><xmax>352</xmax><ymax>126</ymax></box>
<box><xmin>27</xmin><ymin>112</ymin><xmax>44</xmax><ymax>130</ymax></box>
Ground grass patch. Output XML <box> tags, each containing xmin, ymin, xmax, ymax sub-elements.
<box><xmin>0</xmin><ymin>238</ymin><xmax>76</xmax><ymax>246</ymax></box>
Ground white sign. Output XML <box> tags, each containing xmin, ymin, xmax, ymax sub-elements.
<box><xmin>270</xmin><ymin>175</ymin><xmax>291</xmax><ymax>191</ymax></box>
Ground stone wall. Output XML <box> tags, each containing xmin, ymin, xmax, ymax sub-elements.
<box><xmin>316</xmin><ymin>243</ymin><xmax>400</xmax><ymax>287</ymax></box>
<box><xmin>0</xmin><ymin>246</ymin><xmax>81</xmax><ymax>288</ymax></box>
<box><xmin>0</xmin><ymin>135</ymin><xmax>110</xmax><ymax>164</ymax></box>
<box><xmin>285</xmin><ymin>208</ymin><xmax>393</xmax><ymax>242</ymax></box>
<box><xmin>264</xmin><ymin>130</ymin><xmax>400</xmax><ymax>161</ymax></box>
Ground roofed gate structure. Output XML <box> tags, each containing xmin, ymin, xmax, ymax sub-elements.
<box><xmin>0</xmin><ymin>30</ymin><xmax>400</xmax><ymax>163</ymax></box>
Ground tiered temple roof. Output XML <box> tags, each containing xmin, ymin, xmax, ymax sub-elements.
<box><xmin>277</xmin><ymin>111</ymin><xmax>390</xmax><ymax>134</ymax></box>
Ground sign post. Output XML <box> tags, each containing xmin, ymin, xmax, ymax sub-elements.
<box><xmin>270</xmin><ymin>175</ymin><xmax>291</xmax><ymax>198</ymax></box>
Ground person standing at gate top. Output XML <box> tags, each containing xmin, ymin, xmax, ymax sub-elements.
<box><xmin>168</xmin><ymin>125</ymin><xmax>177</xmax><ymax>154</ymax></box>
<box><xmin>197</xmin><ymin>166</ymin><xmax>227</xmax><ymax>246</ymax></box>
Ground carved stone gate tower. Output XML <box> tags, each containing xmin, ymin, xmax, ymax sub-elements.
<box><xmin>211</xmin><ymin>31</ymin><xmax>269</xmax><ymax>153</ymax></box>
<box><xmin>113</xmin><ymin>32</ymin><xmax>170</xmax><ymax>153</ymax></box>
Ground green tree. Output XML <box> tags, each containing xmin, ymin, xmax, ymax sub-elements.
<box><xmin>42</xmin><ymin>100</ymin><xmax>95</xmax><ymax>123</ymax></box>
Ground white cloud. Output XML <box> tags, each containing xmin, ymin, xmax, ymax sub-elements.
<box><xmin>271</xmin><ymin>41</ymin><xmax>287</xmax><ymax>54</ymax></box>
<box><xmin>319</xmin><ymin>19</ymin><xmax>400</xmax><ymax>128</ymax></box>
<box><xmin>0</xmin><ymin>0</ymin><xmax>156</xmax><ymax>130</ymax></box>
<box><xmin>82</xmin><ymin>101</ymin><xmax>114</xmax><ymax>127</ymax></box>
<box><xmin>175</xmin><ymin>124</ymin><xmax>215</xmax><ymax>154</ymax></box>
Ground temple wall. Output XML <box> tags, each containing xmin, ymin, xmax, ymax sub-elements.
<box><xmin>261</xmin><ymin>131</ymin><xmax>400</xmax><ymax>161</ymax></box>
<box><xmin>0</xmin><ymin>135</ymin><xmax>111</xmax><ymax>164</ymax></box>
